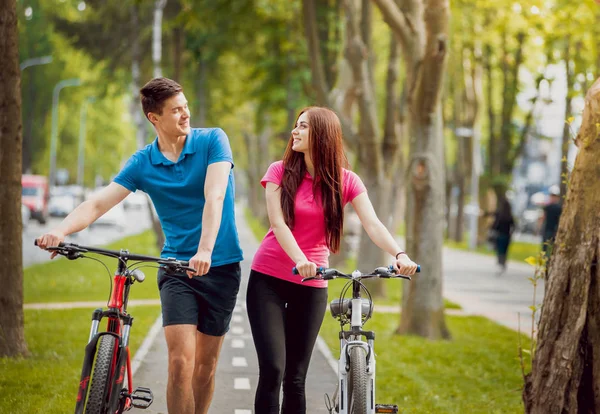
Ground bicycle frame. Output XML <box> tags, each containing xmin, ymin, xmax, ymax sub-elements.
<box><xmin>336</xmin><ymin>276</ymin><xmax>377</xmax><ymax>414</ymax></box>
<box><xmin>75</xmin><ymin>255</ymin><xmax>135</xmax><ymax>413</ymax></box>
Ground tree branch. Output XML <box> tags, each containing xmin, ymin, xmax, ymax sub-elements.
<box><xmin>372</xmin><ymin>0</ymin><xmax>416</xmax><ymax>49</ymax></box>
<box><xmin>302</xmin><ymin>0</ymin><xmax>331</xmax><ymax>106</ymax></box>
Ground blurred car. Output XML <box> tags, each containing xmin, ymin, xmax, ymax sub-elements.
<box><xmin>22</xmin><ymin>174</ymin><xmax>49</xmax><ymax>224</ymax></box>
<box><xmin>123</xmin><ymin>191</ymin><xmax>148</xmax><ymax>210</ymax></box>
<box><xmin>49</xmin><ymin>193</ymin><xmax>78</xmax><ymax>217</ymax></box>
<box><xmin>90</xmin><ymin>202</ymin><xmax>126</xmax><ymax>230</ymax></box>
<box><xmin>21</xmin><ymin>203</ymin><xmax>31</xmax><ymax>228</ymax></box>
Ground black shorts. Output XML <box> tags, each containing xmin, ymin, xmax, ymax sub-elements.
<box><xmin>157</xmin><ymin>262</ymin><xmax>241</xmax><ymax>336</ymax></box>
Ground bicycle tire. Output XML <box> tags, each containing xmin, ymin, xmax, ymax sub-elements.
<box><xmin>348</xmin><ymin>346</ymin><xmax>368</xmax><ymax>414</ymax></box>
<box><xmin>85</xmin><ymin>335</ymin><xmax>117</xmax><ymax>414</ymax></box>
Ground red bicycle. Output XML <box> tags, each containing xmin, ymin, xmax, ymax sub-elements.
<box><xmin>35</xmin><ymin>241</ymin><xmax>194</xmax><ymax>414</ymax></box>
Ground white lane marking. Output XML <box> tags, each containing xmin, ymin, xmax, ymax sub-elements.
<box><xmin>315</xmin><ymin>335</ymin><xmax>338</xmax><ymax>374</ymax></box>
<box><xmin>131</xmin><ymin>315</ymin><xmax>163</xmax><ymax>376</ymax></box>
<box><xmin>235</xmin><ymin>410</ymin><xmax>252</xmax><ymax>414</ymax></box>
<box><xmin>232</xmin><ymin>314</ymin><xmax>243</xmax><ymax>323</ymax></box>
<box><xmin>232</xmin><ymin>357</ymin><xmax>248</xmax><ymax>367</ymax></box>
<box><xmin>234</xmin><ymin>377</ymin><xmax>251</xmax><ymax>390</ymax></box>
<box><xmin>231</xmin><ymin>339</ymin><xmax>245</xmax><ymax>348</ymax></box>
<box><xmin>231</xmin><ymin>326</ymin><xmax>244</xmax><ymax>335</ymax></box>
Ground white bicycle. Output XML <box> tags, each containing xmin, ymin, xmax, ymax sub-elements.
<box><xmin>297</xmin><ymin>264</ymin><xmax>420</xmax><ymax>414</ymax></box>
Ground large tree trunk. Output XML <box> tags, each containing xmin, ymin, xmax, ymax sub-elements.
<box><xmin>0</xmin><ymin>0</ymin><xmax>28</xmax><ymax>358</ymax></box>
<box><xmin>523</xmin><ymin>78</ymin><xmax>600</xmax><ymax>413</ymax></box>
<box><xmin>374</xmin><ymin>0</ymin><xmax>451</xmax><ymax>339</ymax></box>
<box><xmin>560</xmin><ymin>37</ymin><xmax>574</xmax><ymax>197</ymax></box>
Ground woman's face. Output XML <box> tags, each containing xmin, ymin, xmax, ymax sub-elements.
<box><xmin>291</xmin><ymin>112</ymin><xmax>310</xmax><ymax>153</ymax></box>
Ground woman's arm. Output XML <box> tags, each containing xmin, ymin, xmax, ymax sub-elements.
<box><xmin>351</xmin><ymin>192</ymin><xmax>418</xmax><ymax>275</ymax></box>
<box><xmin>264</xmin><ymin>182</ymin><xmax>316</xmax><ymax>277</ymax></box>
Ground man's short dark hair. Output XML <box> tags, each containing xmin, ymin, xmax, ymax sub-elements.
<box><xmin>140</xmin><ymin>77</ymin><xmax>183</xmax><ymax>120</ymax></box>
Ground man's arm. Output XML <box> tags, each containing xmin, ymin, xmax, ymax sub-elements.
<box><xmin>36</xmin><ymin>183</ymin><xmax>131</xmax><ymax>249</ymax></box>
<box><xmin>188</xmin><ymin>161</ymin><xmax>231</xmax><ymax>276</ymax></box>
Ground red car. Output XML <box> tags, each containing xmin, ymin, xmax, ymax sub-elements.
<box><xmin>22</xmin><ymin>174</ymin><xmax>49</xmax><ymax>224</ymax></box>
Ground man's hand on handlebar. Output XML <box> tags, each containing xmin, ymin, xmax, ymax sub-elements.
<box><xmin>35</xmin><ymin>230</ymin><xmax>66</xmax><ymax>259</ymax></box>
<box><xmin>187</xmin><ymin>248</ymin><xmax>211</xmax><ymax>278</ymax></box>
<box><xmin>394</xmin><ymin>254</ymin><xmax>419</xmax><ymax>276</ymax></box>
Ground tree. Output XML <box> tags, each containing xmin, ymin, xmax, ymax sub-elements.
<box><xmin>373</xmin><ymin>0</ymin><xmax>451</xmax><ymax>339</ymax></box>
<box><xmin>523</xmin><ymin>77</ymin><xmax>600</xmax><ymax>413</ymax></box>
<box><xmin>0</xmin><ymin>0</ymin><xmax>28</xmax><ymax>358</ymax></box>
<box><xmin>302</xmin><ymin>0</ymin><xmax>409</xmax><ymax>296</ymax></box>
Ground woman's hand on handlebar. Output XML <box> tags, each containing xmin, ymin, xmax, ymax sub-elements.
<box><xmin>394</xmin><ymin>254</ymin><xmax>419</xmax><ymax>276</ymax></box>
<box><xmin>36</xmin><ymin>230</ymin><xmax>66</xmax><ymax>259</ymax></box>
<box><xmin>294</xmin><ymin>259</ymin><xmax>317</xmax><ymax>278</ymax></box>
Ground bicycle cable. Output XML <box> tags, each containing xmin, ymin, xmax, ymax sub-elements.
<box><xmin>76</xmin><ymin>254</ymin><xmax>114</xmax><ymax>305</ymax></box>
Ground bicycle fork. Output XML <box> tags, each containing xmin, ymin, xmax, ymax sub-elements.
<box><xmin>74</xmin><ymin>308</ymin><xmax>147</xmax><ymax>413</ymax></box>
<box><xmin>336</xmin><ymin>340</ymin><xmax>376</xmax><ymax>414</ymax></box>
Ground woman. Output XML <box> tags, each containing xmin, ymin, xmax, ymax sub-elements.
<box><xmin>490</xmin><ymin>196</ymin><xmax>515</xmax><ymax>274</ymax></box>
<box><xmin>247</xmin><ymin>106</ymin><xmax>418</xmax><ymax>413</ymax></box>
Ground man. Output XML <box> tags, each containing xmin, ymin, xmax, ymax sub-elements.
<box><xmin>36</xmin><ymin>77</ymin><xmax>243</xmax><ymax>414</ymax></box>
<box><xmin>539</xmin><ymin>185</ymin><xmax>563</xmax><ymax>259</ymax></box>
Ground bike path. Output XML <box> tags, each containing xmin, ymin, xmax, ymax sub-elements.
<box><xmin>130</xmin><ymin>207</ymin><xmax>337</xmax><ymax>414</ymax></box>
<box><xmin>131</xmin><ymin>209</ymin><xmax>541</xmax><ymax>413</ymax></box>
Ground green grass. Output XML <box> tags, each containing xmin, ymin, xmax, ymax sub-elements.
<box><xmin>25</xmin><ymin>230</ymin><xmax>160</xmax><ymax>303</ymax></box>
<box><xmin>444</xmin><ymin>239</ymin><xmax>541</xmax><ymax>264</ymax></box>
<box><xmin>319</xmin><ymin>313</ymin><xmax>530</xmax><ymax>413</ymax></box>
<box><xmin>0</xmin><ymin>305</ymin><xmax>161</xmax><ymax>414</ymax></box>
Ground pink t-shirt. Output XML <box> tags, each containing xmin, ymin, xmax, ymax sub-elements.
<box><xmin>251</xmin><ymin>160</ymin><xmax>366</xmax><ymax>288</ymax></box>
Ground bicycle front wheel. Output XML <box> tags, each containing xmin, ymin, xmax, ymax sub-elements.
<box><xmin>85</xmin><ymin>335</ymin><xmax>117</xmax><ymax>414</ymax></box>
<box><xmin>348</xmin><ymin>346</ymin><xmax>368</xmax><ymax>414</ymax></box>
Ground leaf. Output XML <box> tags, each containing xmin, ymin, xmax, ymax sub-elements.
<box><xmin>522</xmin><ymin>349</ymin><xmax>531</xmax><ymax>355</ymax></box>
<box><xmin>529</xmin><ymin>305</ymin><xmax>538</xmax><ymax>312</ymax></box>
<box><xmin>525</xmin><ymin>256</ymin><xmax>539</xmax><ymax>267</ymax></box>
<box><xmin>566</xmin><ymin>116</ymin><xmax>575</xmax><ymax>124</ymax></box>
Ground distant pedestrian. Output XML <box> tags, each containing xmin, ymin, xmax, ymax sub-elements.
<box><xmin>539</xmin><ymin>185</ymin><xmax>563</xmax><ymax>259</ymax></box>
<box><xmin>490</xmin><ymin>196</ymin><xmax>515</xmax><ymax>274</ymax></box>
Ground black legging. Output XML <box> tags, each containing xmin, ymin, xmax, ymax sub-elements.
<box><xmin>246</xmin><ymin>270</ymin><xmax>328</xmax><ymax>414</ymax></box>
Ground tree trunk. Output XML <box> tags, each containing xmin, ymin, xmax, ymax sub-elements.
<box><xmin>196</xmin><ymin>56</ymin><xmax>207</xmax><ymax>127</ymax></box>
<box><xmin>0</xmin><ymin>0</ymin><xmax>28</xmax><ymax>358</ymax></box>
<box><xmin>523</xmin><ymin>77</ymin><xmax>600</xmax><ymax>413</ymax></box>
<box><xmin>152</xmin><ymin>0</ymin><xmax>168</xmax><ymax>78</ymax></box>
<box><xmin>560</xmin><ymin>38</ymin><xmax>574</xmax><ymax>197</ymax></box>
<box><xmin>172</xmin><ymin>26</ymin><xmax>183</xmax><ymax>82</ymax></box>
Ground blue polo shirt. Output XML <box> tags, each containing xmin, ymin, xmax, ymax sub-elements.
<box><xmin>113</xmin><ymin>128</ymin><xmax>243</xmax><ymax>265</ymax></box>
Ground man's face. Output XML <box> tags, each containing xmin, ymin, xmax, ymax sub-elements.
<box><xmin>149</xmin><ymin>92</ymin><xmax>191</xmax><ymax>137</ymax></box>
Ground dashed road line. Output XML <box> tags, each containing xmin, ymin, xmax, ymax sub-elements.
<box><xmin>232</xmin><ymin>339</ymin><xmax>245</xmax><ymax>348</ymax></box>
<box><xmin>234</xmin><ymin>377</ymin><xmax>251</xmax><ymax>390</ymax></box>
<box><xmin>232</xmin><ymin>356</ymin><xmax>248</xmax><ymax>367</ymax></box>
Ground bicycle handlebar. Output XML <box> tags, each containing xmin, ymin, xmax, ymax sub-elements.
<box><xmin>293</xmin><ymin>264</ymin><xmax>420</xmax><ymax>283</ymax></box>
<box><xmin>34</xmin><ymin>240</ymin><xmax>196</xmax><ymax>273</ymax></box>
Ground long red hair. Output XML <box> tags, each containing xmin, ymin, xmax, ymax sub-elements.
<box><xmin>280</xmin><ymin>107</ymin><xmax>349</xmax><ymax>253</ymax></box>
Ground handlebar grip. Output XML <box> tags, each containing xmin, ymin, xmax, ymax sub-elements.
<box><xmin>387</xmin><ymin>264</ymin><xmax>421</xmax><ymax>273</ymax></box>
<box><xmin>35</xmin><ymin>239</ymin><xmax>66</xmax><ymax>248</ymax></box>
<box><xmin>292</xmin><ymin>266</ymin><xmax>325</xmax><ymax>275</ymax></box>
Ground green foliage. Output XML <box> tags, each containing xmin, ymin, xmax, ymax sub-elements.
<box><xmin>0</xmin><ymin>306</ymin><xmax>160</xmax><ymax>414</ymax></box>
<box><xmin>18</xmin><ymin>0</ymin><xmax>138</xmax><ymax>183</ymax></box>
